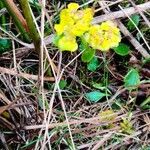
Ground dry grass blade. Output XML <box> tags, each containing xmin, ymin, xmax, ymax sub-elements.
<box><xmin>0</xmin><ymin>91</ymin><xmax>21</xmax><ymax>114</ymax></box>
<box><xmin>92</xmin><ymin>132</ymin><xmax>114</xmax><ymax>150</ymax></box>
<box><xmin>0</xmin><ymin>132</ymin><xmax>9</xmax><ymax>150</ymax></box>
<box><xmin>0</xmin><ymin>116</ymin><xmax>15</xmax><ymax>130</ymax></box>
<box><xmin>143</xmin><ymin>114</ymin><xmax>150</xmax><ymax>132</ymax></box>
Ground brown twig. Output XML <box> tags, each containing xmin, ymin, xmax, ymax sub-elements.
<box><xmin>0</xmin><ymin>99</ymin><xmax>18</xmax><ymax>115</ymax></box>
<box><xmin>0</xmin><ymin>67</ymin><xmax>55</xmax><ymax>81</ymax></box>
<box><xmin>118</xmin><ymin>21</ymin><xmax>150</xmax><ymax>58</ymax></box>
<box><xmin>92</xmin><ymin>132</ymin><xmax>114</xmax><ymax>150</ymax></box>
<box><xmin>92</xmin><ymin>1</ymin><xmax>150</xmax><ymax>24</ymax></box>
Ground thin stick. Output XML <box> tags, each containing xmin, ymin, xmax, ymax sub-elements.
<box><xmin>40</xmin><ymin>0</ymin><xmax>47</xmax><ymax>148</ymax></box>
<box><xmin>95</xmin><ymin>0</ymin><xmax>123</xmax><ymax>13</ymax></box>
<box><xmin>0</xmin><ymin>67</ymin><xmax>55</xmax><ymax>81</ymax></box>
<box><xmin>92</xmin><ymin>132</ymin><xmax>114</xmax><ymax>150</ymax></box>
<box><xmin>92</xmin><ymin>1</ymin><xmax>150</xmax><ymax>24</ymax></box>
<box><xmin>118</xmin><ymin>22</ymin><xmax>150</xmax><ymax>58</ymax></box>
<box><xmin>12</xmin><ymin>40</ymin><xmax>19</xmax><ymax>91</ymax></box>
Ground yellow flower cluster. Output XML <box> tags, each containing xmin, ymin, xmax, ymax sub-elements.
<box><xmin>54</xmin><ymin>3</ymin><xmax>94</xmax><ymax>52</ymax></box>
<box><xmin>54</xmin><ymin>3</ymin><xmax>121</xmax><ymax>52</ymax></box>
<box><xmin>84</xmin><ymin>21</ymin><xmax>121</xmax><ymax>51</ymax></box>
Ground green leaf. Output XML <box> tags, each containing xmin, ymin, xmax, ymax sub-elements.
<box><xmin>127</xmin><ymin>14</ymin><xmax>140</xmax><ymax>30</ymax></box>
<box><xmin>85</xmin><ymin>91</ymin><xmax>106</xmax><ymax>102</ymax></box>
<box><xmin>81</xmin><ymin>47</ymin><xmax>95</xmax><ymax>62</ymax></box>
<box><xmin>0</xmin><ymin>39</ymin><xmax>11</xmax><ymax>53</ymax></box>
<box><xmin>124</xmin><ymin>68</ymin><xmax>140</xmax><ymax>90</ymax></box>
<box><xmin>140</xmin><ymin>97</ymin><xmax>150</xmax><ymax>109</ymax></box>
<box><xmin>87</xmin><ymin>57</ymin><xmax>100</xmax><ymax>72</ymax></box>
<box><xmin>59</xmin><ymin>80</ymin><xmax>67</xmax><ymax>89</ymax></box>
<box><xmin>113</xmin><ymin>43</ymin><xmax>130</xmax><ymax>56</ymax></box>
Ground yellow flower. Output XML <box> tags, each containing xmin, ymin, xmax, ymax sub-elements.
<box><xmin>99</xmin><ymin>109</ymin><xmax>117</xmax><ymax>129</ymax></box>
<box><xmin>71</xmin><ymin>8</ymin><xmax>94</xmax><ymax>36</ymax></box>
<box><xmin>54</xmin><ymin>24</ymin><xmax>64</xmax><ymax>35</ymax></box>
<box><xmin>68</xmin><ymin>3</ymin><xmax>79</xmax><ymax>12</ymax></box>
<box><xmin>54</xmin><ymin>9</ymin><xmax>74</xmax><ymax>35</ymax></box>
<box><xmin>57</xmin><ymin>35</ymin><xmax>78</xmax><ymax>52</ymax></box>
<box><xmin>84</xmin><ymin>25</ymin><xmax>104</xmax><ymax>50</ymax></box>
<box><xmin>83</xmin><ymin>8</ymin><xmax>94</xmax><ymax>23</ymax></box>
<box><xmin>54</xmin><ymin>3</ymin><xmax>94</xmax><ymax>51</ymax></box>
<box><xmin>59</xmin><ymin>9</ymin><xmax>74</xmax><ymax>24</ymax></box>
<box><xmin>73</xmin><ymin>8</ymin><xmax>94</xmax><ymax>22</ymax></box>
<box><xmin>100</xmin><ymin>40</ymin><xmax>110</xmax><ymax>51</ymax></box>
<box><xmin>72</xmin><ymin>21</ymin><xmax>90</xmax><ymax>36</ymax></box>
<box><xmin>84</xmin><ymin>21</ymin><xmax>121</xmax><ymax>51</ymax></box>
<box><xmin>100</xmin><ymin>21</ymin><xmax>121</xmax><ymax>49</ymax></box>
<box><xmin>55</xmin><ymin>4</ymin><xmax>93</xmax><ymax>35</ymax></box>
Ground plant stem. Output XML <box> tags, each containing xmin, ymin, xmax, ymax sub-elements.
<box><xmin>19</xmin><ymin>0</ymin><xmax>40</xmax><ymax>54</ymax></box>
<box><xmin>19</xmin><ymin>0</ymin><xmax>53</xmax><ymax>76</ymax></box>
<box><xmin>1</xmin><ymin>0</ymin><xmax>30</xmax><ymax>42</ymax></box>
<box><xmin>140</xmin><ymin>97</ymin><xmax>150</xmax><ymax>108</ymax></box>
<box><xmin>0</xmin><ymin>1</ymin><xmax>5</xmax><ymax>29</ymax></box>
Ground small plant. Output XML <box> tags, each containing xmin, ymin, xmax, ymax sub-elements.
<box><xmin>99</xmin><ymin>109</ymin><xmax>117</xmax><ymax>122</ymax></box>
<box><xmin>53</xmin><ymin>3</ymin><xmax>121</xmax><ymax>62</ymax></box>
<box><xmin>120</xmin><ymin>115</ymin><xmax>134</xmax><ymax>135</ymax></box>
<box><xmin>99</xmin><ymin>109</ymin><xmax>117</xmax><ymax>128</ymax></box>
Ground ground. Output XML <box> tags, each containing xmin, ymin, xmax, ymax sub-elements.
<box><xmin>0</xmin><ymin>0</ymin><xmax>150</xmax><ymax>149</ymax></box>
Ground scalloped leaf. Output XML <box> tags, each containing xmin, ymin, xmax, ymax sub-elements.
<box><xmin>113</xmin><ymin>43</ymin><xmax>130</xmax><ymax>56</ymax></box>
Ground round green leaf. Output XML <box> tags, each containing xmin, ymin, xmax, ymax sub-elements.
<box><xmin>85</xmin><ymin>91</ymin><xmax>106</xmax><ymax>102</ymax></box>
<box><xmin>81</xmin><ymin>48</ymin><xmax>95</xmax><ymax>63</ymax></box>
<box><xmin>113</xmin><ymin>43</ymin><xmax>130</xmax><ymax>56</ymax></box>
<box><xmin>127</xmin><ymin>14</ymin><xmax>140</xmax><ymax>30</ymax></box>
<box><xmin>87</xmin><ymin>57</ymin><xmax>100</xmax><ymax>72</ymax></box>
<box><xmin>59</xmin><ymin>80</ymin><xmax>67</xmax><ymax>89</ymax></box>
<box><xmin>124</xmin><ymin>68</ymin><xmax>140</xmax><ymax>90</ymax></box>
<box><xmin>0</xmin><ymin>39</ymin><xmax>11</xmax><ymax>53</ymax></box>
